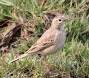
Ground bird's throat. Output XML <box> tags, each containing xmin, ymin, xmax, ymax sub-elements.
<box><xmin>51</xmin><ymin>25</ymin><xmax>64</xmax><ymax>31</ymax></box>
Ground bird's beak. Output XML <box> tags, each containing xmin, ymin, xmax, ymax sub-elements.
<box><xmin>64</xmin><ymin>18</ymin><xmax>71</xmax><ymax>22</ymax></box>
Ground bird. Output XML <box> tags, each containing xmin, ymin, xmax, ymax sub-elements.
<box><xmin>9</xmin><ymin>15</ymin><xmax>70</xmax><ymax>65</ymax></box>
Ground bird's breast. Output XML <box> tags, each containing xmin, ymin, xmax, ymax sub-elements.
<box><xmin>55</xmin><ymin>30</ymin><xmax>66</xmax><ymax>49</ymax></box>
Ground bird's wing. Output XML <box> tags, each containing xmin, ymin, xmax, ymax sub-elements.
<box><xmin>27</xmin><ymin>37</ymin><xmax>54</xmax><ymax>53</ymax></box>
<box><xmin>28</xmin><ymin>39</ymin><xmax>54</xmax><ymax>53</ymax></box>
<box><xmin>26</xmin><ymin>28</ymin><xmax>58</xmax><ymax>53</ymax></box>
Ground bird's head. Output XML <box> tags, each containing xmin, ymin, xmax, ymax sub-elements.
<box><xmin>51</xmin><ymin>15</ymin><xmax>70</xmax><ymax>27</ymax></box>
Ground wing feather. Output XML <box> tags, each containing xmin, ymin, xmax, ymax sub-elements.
<box><xmin>26</xmin><ymin>28</ymin><xmax>57</xmax><ymax>53</ymax></box>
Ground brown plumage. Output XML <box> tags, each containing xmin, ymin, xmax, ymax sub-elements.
<box><xmin>9</xmin><ymin>15</ymin><xmax>70</xmax><ymax>64</ymax></box>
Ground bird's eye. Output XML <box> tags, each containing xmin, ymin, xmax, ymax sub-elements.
<box><xmin>59</xmin><ymin>19</ymin><xmax>61</xmax><ymax>21</ymax></box>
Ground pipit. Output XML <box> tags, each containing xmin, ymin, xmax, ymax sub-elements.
<box><xmin>9</xmin><ymin>15</ymin><xmax>70</xmax><ymax>65</ymax></box>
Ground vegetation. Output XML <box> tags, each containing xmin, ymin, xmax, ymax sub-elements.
<box><xmin>0</xmin><ymin>0</ymin><xmax>89</xmax><ymax>78</ymax></box>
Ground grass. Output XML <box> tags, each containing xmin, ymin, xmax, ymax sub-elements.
<box><xmin>0</xmin><ymin>0</ymin><xmax>89</xmax><ymax>78</ymax></box>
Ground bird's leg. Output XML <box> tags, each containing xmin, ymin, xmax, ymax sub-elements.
<box><xmin>40</xmin><ymin>56</ymin><xmax>49</xmax><ymax>72</ymax></box>
<box><xmin>40</xmin><ymin>56</ymin><xmax>46</xmax><ymax>66</ymax></box>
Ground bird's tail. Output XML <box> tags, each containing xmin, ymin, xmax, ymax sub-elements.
<box><xmin>9</xmin><ymin>50</ymin><xmax>35</xmax><ymax>64</ymax></box>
